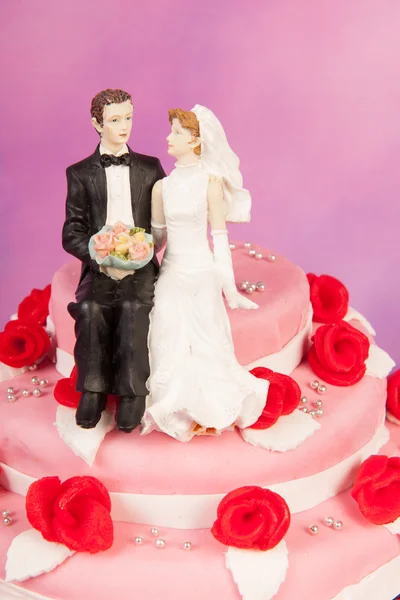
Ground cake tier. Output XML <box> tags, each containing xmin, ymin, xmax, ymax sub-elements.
<box><xmin>50</xmin><ymin>245</ymin><xmax>310</xmax><ymax>372</ymax></box>
<box><xmin>0</xmin><ymin>353</ymin><xmax>387</xmax><ymax>529</ymax></box>
<box><xmin>1</xmin><ymin>423</ymin><xmax>399</xmax><ymax>600</ymax></box>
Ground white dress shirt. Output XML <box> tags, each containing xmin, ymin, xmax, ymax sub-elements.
<box><xmin>100</xmin><ymin>143</ymin><xmax>135</xmax><ymax>227</ymax></box>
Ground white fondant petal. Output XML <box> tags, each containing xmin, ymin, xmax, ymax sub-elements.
<box><xmin>344</xmin><ymin>307</ymin><xmax>376</xmax><ymax>336</ymax></box>
<box><xmin>226</xmin><ymin>540</ymin><xmax>288</xmax><ymax>600</ymax></box>
<box><xmin>55</xmin><ymin>405</ymin><xmax>116</xmax><ymax>466</ymax></box>
<box><xmin>365</xmin><ymin>345</ymin><xmax>395</xmax><ymax>379</ymax></box>
<box><xmin>0</xmin><ymin>362</ymin><xmax>28</xmax><ymax>383</ymax></box>
<box><xmin>45</xmin><ymin>315</ymin><xmax>56</xmax><ymax>338</ymax></box>
<box><xmin>384</xmin><ymin>516</ymin><xmax>400</xmax><ymax>535</ymax></box>
<box><xmin>5</xmin><ymin>529</ymin><xmax>74</xmax><ymax>583</ymax></box>
<box><xmin>240</xmin><ymin>410</ymin><xmax>321</xmax><ymax>452</ymax></box>
<box><xmin>386</xmin><ymin>412</ymin><xmax>400</xmax><ymax>426</ymax></box>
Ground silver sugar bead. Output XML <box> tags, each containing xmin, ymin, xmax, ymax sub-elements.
<box><xmin>29</xmin><ymin>364</ymin><xmax>38</xmax><ymax>371</ymax></box>
<box><xmin>1</xmin><ymin>510</ymin><xmax>10</xmax><ymax>518</ymax></box>
<box><xmin>333</xmin><ymin>520</ymin><xmax>343</xmax><ymax>530</ymax></box>
<box><xmin>316</xmin><ymin>408</ymin><xmax>324</xmax><ymax>417</ymax></box>
<box><xmin>3</xmin><ymin>516</ymin><xmax>12</xmax><ymax>526</ymax></box>
<box><xmin>267</xmin><ymin>254</ymin><xmax>277</xmax><ymax>262</ymax></box>
<box><xmin>150</xmin><ymin>527</ymin><xmax>159</xmax><ymax>536</ymax></box>
<box><xmin>182</xmin><ymin>541</ymin><xmax>192</xmax><ymax>551</ymax></box>
<box><xmin>256</xmin><ymin>281</ymin><xmax>265</xmax><ymax>292</ymax></box>
<box><xmin>323</xmin><ymin>516</ymin><xmax>334</xmax><ymax>527</ymax></box>
<box><xmin>255</xmin><ymin>252</ymin><xmax>263</xmax><ymax>260</ymax></box>
<box><xmin>308</xmin><ymin>409</ymin><xmax>317</xmax><ymax>417</ymax></box>
<box><xmin>300</xmin><ymin>396</ymin><xmax>308</xmax><ymax>404</ymax></box>
<box><xmin>7</xmin><ymin>394</ymin><xmax>16</xmax><ymax>403</ymax></box>
<box><xmin>310</xmin><ymin>380</ymin><xmax>319</xmax><ymax>390</ymax></box>
<box><xmin>134</xmin><ymin>536</ymin><xmax>143</xmax><ymax>545</ymax></box>
<box><xmin>308</xmin><ymin>525</ymin><xmax>319</xmax><ymax>535</ymax></box>
<box><xmin>229</xmin><ymin>243</ymin><xmax>236</xmax><ymax>250</ymax></box>
<box><xmin>318</xmin><ymin>384</ymin><xmax>327</xmax><ymax>394</ymax></box>
<box><xmin>31</xmin><ymin>376</ymin><xmax>40</xmax><ymax>385</ymax></box>
<box><xmin>6</xmin><ymin>387</ymin><xmax>15</xmax><ymax>394</ymax></box>
<box><xmin>244</xmin><ymin>242</ymin><xmax>252</xmax><ymax>248</ymax></box>
<box><xmin>32</xmin><ymin>388</ymin><xmax>41</xmax><ymax>397</ymax></box>
<box><xmin>248</xmin><ymin>249</ymin><xmax>256</xmax><ymax>256</ymax></box>
<box><xmin>315</xmin><ymin>399</ymin><xmax>323</xmax><ymax>407</ymax></box>
<box><xmin>22</xmin><ymin>389</ymin><xmax>30</xmax><ymax>397</ymax></box>
<box><xmin>299</xmin><ymin>406</ymin><xmax>308</xmax><ymax>413</ymax></box>
<box><xmin>155</xmin><ymin>538</ymin><xmax>166</xmax><ymax>549</ymax></box>
<box><xmin>246</xmin><ymin>285</ymin><xmax>256</xmax><ymax>295</ymax></box>
<box><xmin>239</xmin><ymin>281</ymin><xmax>249</xmax><ymax>291</ymax></box>
<box><xmin>39</xmin><ymin>379</ymin><xmax>48</xmax><ymax>388</ymax></box>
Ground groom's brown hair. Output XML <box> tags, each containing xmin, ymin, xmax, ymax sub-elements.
<box><xmin>91</xmin><ymin>89</ymin><xmax>133</xmax><ymax>127</ymax></box>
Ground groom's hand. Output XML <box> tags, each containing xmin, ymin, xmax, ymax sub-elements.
<box><xmin>100</xmin><ymin>266</ymin><xmax>135</xmax><ymax>280</ymax></box>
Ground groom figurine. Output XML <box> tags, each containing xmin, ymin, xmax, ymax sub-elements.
<box><xmin>62</xmin><ymin>88</ymin><xmax>165</xmax><ymax>432</ymax></box>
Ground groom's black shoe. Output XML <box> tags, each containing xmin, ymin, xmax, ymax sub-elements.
<box><xmin>76</xmin><ymin>391</ymin><xmax>107</xmax><ymax>429</ymax></box>
<box><xmin>116</xmin><ymin>396</ymin><xmax>146</xmax><ymax>433</ymax></box>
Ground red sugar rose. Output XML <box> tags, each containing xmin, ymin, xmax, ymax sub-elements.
<box><xmin>386</xmin><ymin>369</ymin><xmax>400</xmax><ymax>421</ymax></box>
<box><xmin>351</xmin><ymin>455</ymin><xmax>400</xmax><ymax>525</ymax></box>
<box><xmin>26</xmin><ymin>476</ymin><xmax>113</xmax><ymax>553</ymax></box>
<box><xmin>54</xmin><ymin>366</ymin><xmax>81</xmax><ymax>408</ymax></box>
<box><xmin>211</xmin><ymin>486</ymin><xmax>290</xmax><ymax>550</ymax></box>
<box><xmin>17</xmin><ymin>285</ymin><xmax>51</xmax><ymax>326</ymax></box>
<box><xmin>308</xmin><ymin>320</ymin><xmax>369</xmax><ymax>386</ymax></box>
<box><xmin>0</xmin><ymin>319</ymin><xmax>50</xmax><ymax>368</ymax></box>
<box><xmin>307</xmin><ymin>273</ymin><xmax>349</xmax><ymax>323</ymax></box>
<box><xmin>248</xmin><ymin>367</ymin><xmax>301</xmax><ymax>429</ymax></box>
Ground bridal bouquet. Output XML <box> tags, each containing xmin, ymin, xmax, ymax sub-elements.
<box><xmin>89</xmin><ymin>221</ymin><xmax>154</xmax><ymax>270</ymax></box>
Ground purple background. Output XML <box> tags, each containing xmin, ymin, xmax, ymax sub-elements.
<box><xmin>1</xmin><ymin>0</ymin><xmax>399</xmax><ymax>366</ymax></box>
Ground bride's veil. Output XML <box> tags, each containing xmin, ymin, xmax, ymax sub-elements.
<box><xmin>191</xmin><ymin>104</ymin><xmax>251</xmax><ymax>223</ymax></box>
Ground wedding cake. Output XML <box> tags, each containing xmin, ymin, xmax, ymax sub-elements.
<box><xmin>0</xmin><ymin>242</ymin><xmax>399</xmax><ymax>600</ymax></box>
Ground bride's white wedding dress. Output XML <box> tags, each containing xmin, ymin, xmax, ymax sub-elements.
<box><xmin>141</xmin><ymin>163</ymin><xmax>267</xmax><ymax>442</ymax></box>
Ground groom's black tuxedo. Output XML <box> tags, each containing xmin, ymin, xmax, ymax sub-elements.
<box><xmin>62</xmin><ymin>144</ymin><xmax>165</xmax><ymax>397</ymax></box>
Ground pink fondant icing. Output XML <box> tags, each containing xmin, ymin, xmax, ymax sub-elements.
<box><xmin>49</xmin><ymin>244</ymin><xmax>310</xmax><ymax>364</ymax></box>
<box><xmin>0</xmin><ymin>360</ymin><xmax>386</xmax><ymax>496</ymax></box>
<box><xmin>0</xmin><ymin>429</ymin><xmax>399</xmax><ymax>600</ymax></box>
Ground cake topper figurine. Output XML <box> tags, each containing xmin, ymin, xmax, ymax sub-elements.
<box><xmin>62</xmin><ymin>89</ymin><xmax>165</xmax><ymax>432</ymax></box>
<box><xmin>141</xmin><ymin>105</ymin><xmax>268</xmax><ymax>441</ymax></box>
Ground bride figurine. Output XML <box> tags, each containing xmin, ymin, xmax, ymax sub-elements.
<box><xmin>141</xmin><ymin>105</ymin><xmax>268</xmax><ymax>441</ymax></box>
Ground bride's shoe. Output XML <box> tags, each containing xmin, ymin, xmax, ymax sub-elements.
<box><xmin>192</xmin><ymin>422</ymin><xmax>236</xmax><ymax>436</ymax></box>
<box><xmin>192</xmin><ymin>423</ymin><xmax>218</xmax><ymax>436</ymax></box>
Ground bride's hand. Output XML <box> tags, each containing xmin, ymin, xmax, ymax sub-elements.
<box><xmin>226</xmin><ymin>291</ymin><xmax>259</xmax><ymax>310</ymax></box>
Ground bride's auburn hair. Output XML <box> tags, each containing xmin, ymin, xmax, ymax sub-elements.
<box><xmin>168</xmin><ymin>108</ymin><xmax>201</xmax><ymax>156</ymax></box>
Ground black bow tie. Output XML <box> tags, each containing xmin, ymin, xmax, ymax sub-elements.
<box><xmin>100</xmin><ymin>153</ymin><xmax>132</xmax><ymax>168</ymax></box>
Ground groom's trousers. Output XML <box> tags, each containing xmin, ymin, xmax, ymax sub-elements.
<box><xmin>67</xmin><ymin>261</ymin><xmax>157</xmax><ymax>397</ymax></box>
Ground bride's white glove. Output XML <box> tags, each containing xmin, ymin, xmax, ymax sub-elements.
<box><xmin>211</xmin><ymin>229</ymin><xmax>259</xmax><ymax>310</ymax></box>
<box><xmin>151</xmin><ymin>221</ymin><xmax>167</xmax><ymax>252</ymax></box>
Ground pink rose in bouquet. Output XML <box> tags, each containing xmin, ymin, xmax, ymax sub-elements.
<box><xmin>129</xmin><ymin>243</ymin><xmax>150</xmax><ymax>261</ymax></box>
<box><xmin>111</xmin><ymin>221</ymin><xmax>130</xmax><ymax>235</ymax></box>
<box><xmin>93</xmin><ymin>232</ymin><xmax>114</xmax><ymax>258</ymax></box>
